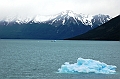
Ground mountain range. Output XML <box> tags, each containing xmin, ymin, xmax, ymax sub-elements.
<box><xmin>67</xmin><ymin>15</ymin><xmax>120</xmax><ymax>41</ymax></box>
<box><xmin>0</xmin><ymin>10</ymin><xmax>111</xmax><ymax>39</ymax></box>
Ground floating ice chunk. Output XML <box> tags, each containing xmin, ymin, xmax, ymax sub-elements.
<box><xmin>58</xmin><ymin>57</ymin><xmax>117</xmax><ymax>74</ymax></box>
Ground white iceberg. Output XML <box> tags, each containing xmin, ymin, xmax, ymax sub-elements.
<box><xmin>58</xmin><ymin>57</ymin><xmax>117</xmax><ymax>74</ymax></box>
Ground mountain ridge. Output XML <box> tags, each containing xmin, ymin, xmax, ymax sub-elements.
<box><xmin>0</xmin><ymin>10</ymin><xmax>112</xmax><ymax>39</ymax></box>
<box><xmin>0</xmin><ymin>10</ymin><xmax>111</xmax><ymax>27</ymax></box>
<box><xmin>66</xmin><ymin>15</ymin><xmax>120</xmax><ymax>41</ymax></box>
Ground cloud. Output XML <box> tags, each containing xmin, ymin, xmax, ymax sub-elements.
<box><xmin>0</xmin><ymin>0</ymin><xmax>120</xmax><ymax>19</ymax></box>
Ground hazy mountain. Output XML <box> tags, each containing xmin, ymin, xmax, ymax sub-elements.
<box><xmin>67</xmin><ymin>15</ymin><xmax>120</xmax><ymax>41</ymax></box>
<box><xmin>0</xmin><ymin>10</ymin><xmax>111</xmax><ymax>39</ymax></box>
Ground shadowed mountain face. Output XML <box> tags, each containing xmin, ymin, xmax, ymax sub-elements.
<box><xmin>67</xmin><ymin>15</ymin><xmax>120</xmax><ymax>41</ymax></box>
<box><xmin>0</xmin><ymin>10</ymin><xmax>111</xmax><ymax>39</ymax></box>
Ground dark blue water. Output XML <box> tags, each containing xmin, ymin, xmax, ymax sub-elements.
<box><xmin>0</xmin><ymin>39</ymin><xmax>120</xmax><ymax>79</ymax></box>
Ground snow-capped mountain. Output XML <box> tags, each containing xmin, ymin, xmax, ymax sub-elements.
<box><xmin>0</xmin><ymin>10</ymin><xmax>111</xmax><ymax>26</ymax></box>
<box><xmin>67</xmin><ymin>15</ymin><xmax>120</xmax><ymax>41</ymax></box>
<box><xmin>47</xmin><ymin>10</ymin><xmax>93</xmax><ymax>26</ymax></box>
<box><xmin>0</xmin><ymin>10</ymin><xmax>111</xmax><ymax>39</ymax></box>
<box><xmin>46</xmin><ymin>10</ymin><xmax>111</xmax><ymax>28</ymax></box>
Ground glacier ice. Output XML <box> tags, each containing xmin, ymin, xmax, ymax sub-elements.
<box><xmin>58</xmin><ymin>57</ymin><xmax>117</xmax><ymax>74</ymax></box>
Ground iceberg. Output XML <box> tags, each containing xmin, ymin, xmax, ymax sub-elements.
<box><xmin>58</xmin><ymin>57</ymin><xmax>117</xmax><ymax>74</ymax></box>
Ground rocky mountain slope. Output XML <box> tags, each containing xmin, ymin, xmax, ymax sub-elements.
<box><xmin>0</xmin><ymin>10</ymin><xmax>111</xmax><ymax>39</ymax></box>
<box><xmin>67</xmin><ymin>15</ymin><xmax>120</xmax><ymax>41</ymax></box>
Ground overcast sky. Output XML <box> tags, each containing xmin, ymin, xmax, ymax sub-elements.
<box><xmin>0</xmin><ymin>0</ymin><xmax>120</xmax><ymax>19</ymax></box>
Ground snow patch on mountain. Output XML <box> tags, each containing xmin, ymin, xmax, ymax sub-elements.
<box><xmin>0</xmin><ymin>10</ymin><xmax>111</xmax><ymax>27</ymax></box>
<box><xmin>33</xmin><ymin>15</ymin><xmax>57</xmax><ymax>23</ymax></box>
<box><xmin>80</xmin><ymin>14</ymin><xmax>93</xmax><ymax>26</ymax></box>
<box><xmin>47</xmin><ymin>10</ymin><xmax>94</xmax><ymax>27</ymax></box>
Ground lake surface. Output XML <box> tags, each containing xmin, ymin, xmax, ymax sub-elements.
<box><xmin>0</xmin><ymin>39</ymin><xmax>120</xmax><ymax>79</ymax></box>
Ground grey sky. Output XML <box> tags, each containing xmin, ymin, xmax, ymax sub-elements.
<box><xmin>0</xmin><ymin>0</ymin><xmax>120</xmax><ymax>19</ymax></box>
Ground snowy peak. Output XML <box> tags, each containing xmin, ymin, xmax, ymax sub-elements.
<box><xmin>60</xmin><ymin>10</ymin><xmax>76</xmax><ymax>18</ymax></box>
<box><xmin>47</xmin><ymin>10</ymin><xmax>111</xmax><ymax>28</ymax></box>
<box><xmin>15</xmin><ymin>17</ymin><xmax>33</xmax><ymax>24</ymax></box>
<box><xmin>93</xmin><ymin>14</ymin><xmax>111</xmax><ymax>23</ymax></box>
<box><xmin>0</xmin><ymin>10</ymin><xmax>111</xmax><ymax>27</ymax></box>
<box><xmin>92</xmin><ymin>14</ymin><xmax>111</xmax><ymax>27</ymax></box>
<box><xmin>48</xmin><ymin>10</ymin><xmax>80</xmax><ymax>25</ymax></box>
<box><xmin>33</xmin><ymin>15</ymin><xmax>57</xmax><ymax>23</ymax></box>
<box><xmin>47</xmin><ymin>10</ymin><xmax>94</xmax><ymax>26</ymax></box>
